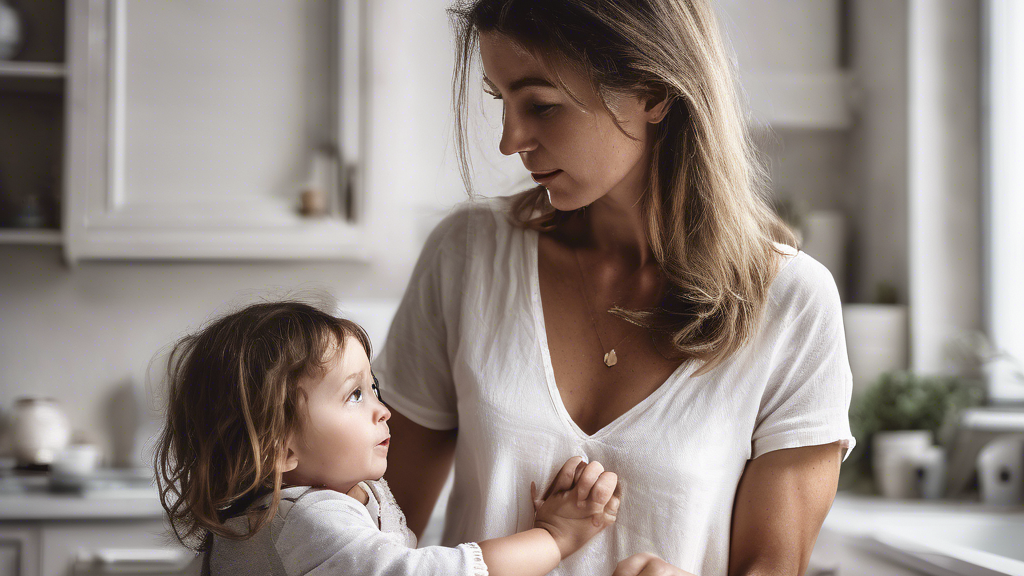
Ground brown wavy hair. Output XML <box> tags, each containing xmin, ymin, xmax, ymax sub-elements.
<box><xmin>450</xmin><ymin>0</ymin><xmax>796</xmax><ymax>373</ymax></box>
<box><xmin>153</xmin><ymin>301</ymin><xmax>371</xmax><ymax>551</ymax></box>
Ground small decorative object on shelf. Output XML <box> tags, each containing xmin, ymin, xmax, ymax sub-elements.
<box><xmin>0</xmin><ymin>0</ymin><xmax>22</xmax><ymax>60</ymax></box>
<box><xmin>10</xmin><ymin>396</ymin><xmax>72</xmax><ymax>469</ymax></box>
<box><xmin>841</xmin><ymin>370</ymin><xmax>985</xmax><ymax>497</ymax></box>
<box><xmin>298</xmin><ymin>145</ymin><xmax>340</xmax><ymax>218</ymax></box>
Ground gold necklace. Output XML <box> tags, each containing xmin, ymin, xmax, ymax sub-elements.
<box><xmin>573</xmin><ymin>248</ymin><xmax>636</xmax><ymax>367</ymax></box>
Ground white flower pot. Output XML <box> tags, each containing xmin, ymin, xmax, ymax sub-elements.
<box><xmin>873</xmin><ymin>430</ymin><xmax>933</xmax><ymax>498</ymax></box>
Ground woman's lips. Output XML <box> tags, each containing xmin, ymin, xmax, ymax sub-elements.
<box><xmin>531</xmin><ymin>169</ymin><xmax>562</xmax><ymax>185</ymax></box>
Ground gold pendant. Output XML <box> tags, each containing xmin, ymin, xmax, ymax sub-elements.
<box><xmin>604</xmin><ymin>349</ymin><xmax>617</xmax><ymax>367</ymax></box>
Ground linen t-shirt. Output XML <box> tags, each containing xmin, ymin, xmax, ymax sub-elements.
<box><xmin>374</xmin><ymin>200</ymin><xmax>855</xmax><ymax>576</ymax></box>
<box><xmin>208</xmin><ymin>480</ymin><xmax>488</xmax><ymax>576</ymax></box>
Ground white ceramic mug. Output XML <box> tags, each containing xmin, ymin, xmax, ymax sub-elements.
<box><xmin>51</xmin><ymin>443</ymin><xmax>101</xmax><ymax>477</ymax></box>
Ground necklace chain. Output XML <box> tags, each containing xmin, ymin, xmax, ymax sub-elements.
<box><xmin>572</xmin><ymin>247</ymin><xmax>636</xmax><ymax>367</ymax></box>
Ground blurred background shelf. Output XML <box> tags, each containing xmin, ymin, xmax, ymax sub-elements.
<box><xmin>0</xmin><ymin>61</ymin><xmax>66</xmax><ymax>78</ymax></box>
<box><xmin>0</xmin><ymin>229</ymin><xmax>62</xmax><ymax>245</ymax></box>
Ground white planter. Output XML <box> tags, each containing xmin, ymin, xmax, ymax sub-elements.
<box><xmin>873</xmin><ymin>430</ymin><xmax>933</xmax><ymax>499</ymax></box>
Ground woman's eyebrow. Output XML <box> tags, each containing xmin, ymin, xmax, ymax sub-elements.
<box><xmin>483</xmin><ymin>75</ymin><xmax>556</xmax><ymax>93</ymax></box>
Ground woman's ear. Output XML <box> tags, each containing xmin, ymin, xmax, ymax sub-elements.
<box><xmin>643</xmin><ymin>85</ymin><xmax>671</xmax><ymax>124</ymax></box>
<box><xmin>280</xmin><ymin>433</ymin><xmax>300</xmax><ymax>473</ymax></box>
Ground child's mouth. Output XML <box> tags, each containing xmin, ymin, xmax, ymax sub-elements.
<box><xmin>377</xmin><ymin>437</ymin><xmax>390</xmax><ymax>448</ymax></box>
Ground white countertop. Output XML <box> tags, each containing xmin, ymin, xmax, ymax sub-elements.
<box><xmin>822</xmin><ymin>492</ymin><xmax>1024</xmax><ymax>576</ymax></box>
<box><xmin>0</xmin><ymin>470</ymin><xmax>166</xmax><ymax>522</ymax></box>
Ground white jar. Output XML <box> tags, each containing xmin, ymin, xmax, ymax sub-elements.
<box><xmin>977</xmin><ymin>435</ymin><xmax>1024</xmax><ymax>506</ymax></box>
<box><xmin>11</xmin><ymin>397</ymin><xmax>71</xmax><ymax>466</ymax></box>
<box><xmin>873</xmin><ymin>430</ymin><xmax>933</xmax><ymax>498</ymax></box>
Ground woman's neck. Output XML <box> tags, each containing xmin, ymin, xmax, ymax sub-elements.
<box><xmin>576</xmin><ymin>177</ymin><xmax>653</xmax><ymax>269</ymax></box>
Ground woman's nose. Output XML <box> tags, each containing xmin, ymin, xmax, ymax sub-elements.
<box><xmin>498</xmin><ymin>110</ymin><xmax>537</xmax><ymax>156</ymax></box>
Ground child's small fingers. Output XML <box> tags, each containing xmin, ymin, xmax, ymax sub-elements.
<box><xmin>544</xmin><ymin>456</ymin><xmax>584</xmax><ymax>500</ymax></box>
<box><xmin>606</xmin><ymin>495</ymin><xmax>621</xmax><ymax>518</ymax></box>
<box><xmin>573</xmin><ymin>459</ymin><xmax>587</xmax><ymax>485</ymax></box>
<box><xmin>575</xmin><ymin>460</ymin><xmax>605</xmax><ymax>505</ymax></box>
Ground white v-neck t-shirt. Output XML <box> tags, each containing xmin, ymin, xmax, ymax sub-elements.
<box><xmin>374</xmin><ymin>200</ymin><xmax>855</xmax><ymax>576</ymax></box>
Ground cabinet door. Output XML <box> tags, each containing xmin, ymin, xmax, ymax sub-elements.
<box><xmin>40</xmin><ymin>520</ymin><xmax>194</xmax><ymax>576</ymax></box>
<box><xmin>65</xmin><ymin>0</ymin><xmax>366</xmax><ymax>261</ymax></box>
<box><xmin>0</xmin><ymin>525</ymin><xmax>40</xmax><ymax>576</ymax></box>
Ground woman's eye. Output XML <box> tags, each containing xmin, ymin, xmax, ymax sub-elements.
<box><xmin>347</xmin><ymin>388</ymin><xmax>363</xmax><ymax>403</ymax></box>
<box><xmin>531</xmin><ymin>103</ymin><xmax>557</xmax><ymax>116</ymax></box>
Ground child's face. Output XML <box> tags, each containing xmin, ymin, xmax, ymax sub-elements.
<box><xmin>282</xmin><ymin>336</ymin><xmax>391</xmax><ymax>494</ymax></box>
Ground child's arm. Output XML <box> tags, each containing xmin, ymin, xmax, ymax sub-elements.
<box><xmin>477</xmin><ymin>459</ymin><xmax>620</xmax><ymax>576</ymax></box>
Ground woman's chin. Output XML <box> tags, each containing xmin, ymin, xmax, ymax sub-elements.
<box><xmin>546</xmin><ymin>188</ymin><xmax>592</xmax><ymax>212</ymax></box>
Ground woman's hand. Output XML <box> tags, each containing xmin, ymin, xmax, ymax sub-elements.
<box><xmin>612</xmin><ymin>553</ymin><xmax>696</xmax><ymax>576</ymax></box>
<box><xmin>533</xmin><ymin>457</ymin><xmax>620</xmax><ymax>559</ymax></box>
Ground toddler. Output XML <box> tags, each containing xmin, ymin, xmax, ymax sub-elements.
<box><xmin>154</xmin><ymin>301</ymin><xmax>619</xmax><ymax>576</ymax></box>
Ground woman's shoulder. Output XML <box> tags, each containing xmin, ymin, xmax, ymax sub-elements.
<box><xmin>429</xmin><ymin>197</ymin><xmax>516</xmax><ymax>240</ymax></box>
<box><xmin>765</xmin><ymin>242</ymin><xmax>843</xmax><ymax>317</ymax></box>
<box><xmin>422</xmin><ymin>197</ymin><xmax>521</xmax><ymax>261</ymax></box>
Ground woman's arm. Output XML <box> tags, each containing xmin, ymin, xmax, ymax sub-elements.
<box><xmin>727</xmin><ymin>442</ymin><xmax>842</xmax><ymax>576</ymax></box>
<box><xmin>612</xmin><ymin>443</ymin><xmax>840</xmax><ymax>576</ymax></box>
<box><xmin>383</xmin><ymin>409</ymin><xmax>458</xmax><ymax>537</ymax></box>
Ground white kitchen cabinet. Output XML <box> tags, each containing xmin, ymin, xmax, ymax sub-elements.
<box><xmin>716</xmin><ymin>0</ymin><xmax>854</xmax><ymax>129</ymax></box>
<box><xmin>0</xmin><ymin>526</ymin><xmax>40</xmax><ymax>576</ymax></box>
<box><xmin>0</xmin><ymin>520</ymin><xmax>197</xmax><ymax>576</ymax></box>
<box><xmin>62</xmin><ymin>0</ymin><xmax>368</xmax><ymax>262</ymax></box>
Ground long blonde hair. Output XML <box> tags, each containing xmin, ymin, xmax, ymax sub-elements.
<box><xmin>153</xmin><ymin>302</ymin><xmax>372</xmax><ymax>550</ymax></box>
<box><xmin>450</xmin><ymin>0</ymin><xmax>796</xmax><ymax>374</ymax></box>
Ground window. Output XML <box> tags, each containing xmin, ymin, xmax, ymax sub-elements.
<box><xmin>984</xmin><ymin>0</ymin><xmax>1024</xmax><ymax>402</ymax></box>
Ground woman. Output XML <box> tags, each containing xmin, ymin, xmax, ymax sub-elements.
<box><xmin>374</xmin><ymin>1</ymin><xmax>855</xmax><ymax>575</ymax></box>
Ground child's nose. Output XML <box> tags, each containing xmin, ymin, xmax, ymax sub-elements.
<box><xmin>376</xmin><ymin>403</ymin><xmax>391</xmax><ymax>424</ymax></box>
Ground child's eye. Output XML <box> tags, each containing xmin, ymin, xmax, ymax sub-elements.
<box><xmin>347</xmin><ymin>388</ymin><xmax>364</xmax><ymax>403</ymax></box>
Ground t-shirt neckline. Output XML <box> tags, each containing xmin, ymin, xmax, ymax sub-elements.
<box><xmin>524</xmin><ymin>227</ymin><xmax>697</xmax><ymax>441</ymax></box>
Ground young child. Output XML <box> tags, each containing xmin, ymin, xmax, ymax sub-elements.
<box><xmin>154</xmin><ymin>301</ymin><xmax>620</xmax><ymax>576</ymax></box>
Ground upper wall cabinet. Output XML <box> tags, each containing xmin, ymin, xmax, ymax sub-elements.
<box><xmin>64</xmin><ymin>0</ymin><xmax>366</xmax><ymax>261</ymax></box>
<box><xmin>716</xmin><ymin>0</ymin><xmax>854</xmax><ymax>129</ymax></box>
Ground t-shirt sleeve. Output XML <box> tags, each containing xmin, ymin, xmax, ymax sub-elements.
<box><xmin>372</xmin><ymin>208</ymin><xmax>472</xmax><ymax>430</ymax></box>
<box><xmin>276</xmin><ymin>495</ymin><xmax>489</xmax><ymax>576</ymax></box>
<box><xmin>751</xmin><ymin>252</ymin><xmax>857</xmax><ymax>461</ymax></box>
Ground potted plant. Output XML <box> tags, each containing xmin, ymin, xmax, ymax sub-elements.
<box><xmin>842</xmin><ymin>370</ymin><xmax>984</xmax><ymax>497</ymax></box>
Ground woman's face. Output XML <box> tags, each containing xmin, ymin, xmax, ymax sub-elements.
<box><xmin>479</xmin><ymin>32</ymin><xmax>661</xmax><ymax>211</ymax></box>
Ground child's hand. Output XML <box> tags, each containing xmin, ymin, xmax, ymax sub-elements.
<box><xmin>532</xmin><ymin>457</ymin><xmax>620</xmax><ymax>559</ymax></box>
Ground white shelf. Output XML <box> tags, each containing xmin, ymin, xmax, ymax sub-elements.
<box><xmin>742</xmin><ymin>71</ymin><xmax>856</xmax><ymax>130</ymax></box>
<box><xmin>960</xmin><ymin>407</ymin><xmax>1024</xmax><ymax>432</ymax></box>
<box><xmin>0</xmin><ymin>229</ymin><xmax>63</xmax><ymax>245</ymax></box>
<box><xmin>0</xmin><ymin>61</ymin><xmax>67</xmax><ymax>79</ymax></box>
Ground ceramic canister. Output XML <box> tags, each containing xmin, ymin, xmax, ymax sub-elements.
<box><xmin>11</xmin><ymin>397</ymin><xmax>71</xmax><ymax>466</ymax></box>
<box><xmin>977</xmin><ymin>435</ymin><xmax>1024</xmax><ymax>506</ymax></box>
